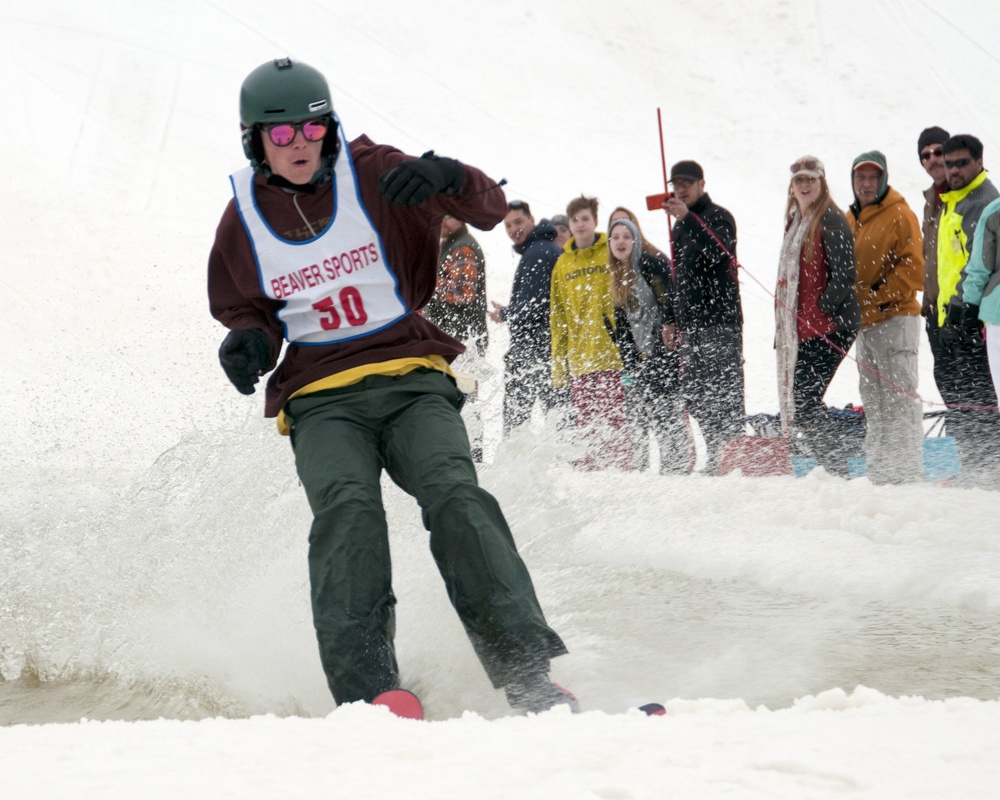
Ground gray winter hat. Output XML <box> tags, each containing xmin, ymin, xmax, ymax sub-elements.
<box><xmin>609</xmin><ymin>218</ymin><xmax>642</xmax><ymax>270</ymax></box>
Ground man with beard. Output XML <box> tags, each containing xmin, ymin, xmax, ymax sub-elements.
<box><xmin>490</xmin><ymin>201</ymin><xmax>565</xmax><ymax>434</ymax></box>
<box><xmin>661</xmin><ymin>160</ymin><xmax>745</xmax><ymax>474</ymax></box>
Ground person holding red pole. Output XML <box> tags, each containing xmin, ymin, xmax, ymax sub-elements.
<box><xmin>660</xmin><ymin>161</ymin><xmax>746</xmax><ymax>475</ymax></box>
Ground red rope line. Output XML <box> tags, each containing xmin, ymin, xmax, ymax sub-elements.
<box><xmin>666</xmin><ymin>208</ymin><xmax>997</xmax><ymax>413</ymax></box>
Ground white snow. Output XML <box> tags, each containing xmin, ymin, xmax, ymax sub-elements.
<box><xmin>3</xmin><ymin>1</ymin><xmax>1000</xmax><ymax>798</ymax></box>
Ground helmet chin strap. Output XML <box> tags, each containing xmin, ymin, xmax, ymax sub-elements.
<box><xmin>262</xmin><ymin>155</ymin><xmax>335</xmax><ymax>193</ymax></box>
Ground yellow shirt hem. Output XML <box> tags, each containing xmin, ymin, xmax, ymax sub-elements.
<box><xmin>276</xmin><ymin>355</ymin><xmax>454</xmax><ymax>435</ymax></box>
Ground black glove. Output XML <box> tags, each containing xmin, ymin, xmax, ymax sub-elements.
<box><xmin>940</xmin><ymin>302</ymin><xmax>982</xmax><ymax>347</ymax></box>
<box><xmin>218</xmin><ymin>328</ymin><xmax>271</xmax><ymax>395</ymax></box>
<box><xmin>378</xmin><ymin>151</ymin><xmax>464</xmax><ymax>206</ymax></box>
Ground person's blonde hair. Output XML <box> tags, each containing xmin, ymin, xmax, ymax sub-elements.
<box><xmin>784</xmin><ymin>175</ymin><xmax>842</xmax><ymax>258</ymax></box>
<box><xmin>607</xmin><ymin>206</ymin><xmax>665</xmax><ymax>259</ymax></box>
<box><xmin>607</xmin><ymin>218</ymin><xmax>639</xmax><ymax>308</ymax></box>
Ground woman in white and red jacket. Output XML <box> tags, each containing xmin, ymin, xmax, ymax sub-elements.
<box><xmin>775</xmin><ymin>156</ymin><xmax>862</xmax><ymax>476</ymax></box>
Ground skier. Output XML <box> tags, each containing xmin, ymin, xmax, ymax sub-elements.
<box><xmin>207</xmin><ymin>58</ymin><xmax>573</xmax><ymax>713</ymax></box>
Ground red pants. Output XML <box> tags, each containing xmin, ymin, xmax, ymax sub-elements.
<box><xmin>569</xmin><ymin>371</ymin><xmax>634</xmax><ymax>471</ymax></box>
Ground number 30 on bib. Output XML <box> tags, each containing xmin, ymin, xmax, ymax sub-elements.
<box><xmin>313</xmin><ymin>286</ymin><xmax>369</xmax><ymax>330</ymax></box>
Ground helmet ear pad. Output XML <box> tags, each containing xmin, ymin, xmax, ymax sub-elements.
<box><xmin>321</xmin><ymin>123</ymin><xmax>340</xmax><ymax>162</ymax></box>
<box><xmin>242</xmin><ymin>125</ymin><xmax>266</xmax><ymax>167</ymax></box>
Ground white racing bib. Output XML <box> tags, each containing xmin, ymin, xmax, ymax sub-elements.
<box><xmin>230</xmin><ymin>122</ymin><xmax>408</xmax><ymax>344</ymax></box>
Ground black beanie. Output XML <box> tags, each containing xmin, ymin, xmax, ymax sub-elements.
<box><xmin>918</xmin><ymin>126</ymin><xmax>949</xmax><ymax>155</ymax></box>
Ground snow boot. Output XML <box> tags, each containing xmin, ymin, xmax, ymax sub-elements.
<box><xmin>504</xmin><ymin>673</ymin><xmax>580</xmax><ymax>713</ymax></box>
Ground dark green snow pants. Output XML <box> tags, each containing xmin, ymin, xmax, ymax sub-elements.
<box><xmin>285</xmin><ymin>369</ymin><xmax>567</xmax><ymax>705</ymax></box>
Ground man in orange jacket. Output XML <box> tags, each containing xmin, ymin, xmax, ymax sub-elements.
<box><xmin>847</xmin><ymin>151</ymin><xmax>925</xmax><ymax>483</ymax></box>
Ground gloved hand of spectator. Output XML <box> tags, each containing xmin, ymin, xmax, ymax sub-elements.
<box><xmin>378</xmin><ymin>151</ymin><xmax>464</xmax><ymax>206</ymax></box>
<box><xmin>219</xmin><ymin>328</ymin><xmax>272</xmax><ymax>395</ymax></box>
<box><xmin>940</xmin><ymin>302</ymin><xmax>982</xmax><ymax>347</ymax></box>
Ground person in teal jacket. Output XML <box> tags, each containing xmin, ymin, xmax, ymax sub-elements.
<box><xmin>956</xmin><ymin>196</ymin><xmax>1000</xmax><ymax>406</ymax></box>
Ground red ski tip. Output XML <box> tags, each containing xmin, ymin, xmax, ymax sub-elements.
<box><xmin>638</xmin><ymin>703</ymin><xmax>666</xmax><ymax>716</ymax></box>
<box><xmin>372</xmin><ymin>689</ymin><xmax>424</xmax><ymax>720</ymax></box>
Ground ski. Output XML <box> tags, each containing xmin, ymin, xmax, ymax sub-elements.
<box><xmin>371</xmin><ymin>689</ymin><xmax>424</xmax><ymax>720</ymax></box>
<box><xmin>370</xmin><ymin>689</ymin><xmax>663</xmax><ymax>720</ymax></box>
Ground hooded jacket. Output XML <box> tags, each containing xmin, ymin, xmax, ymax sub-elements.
<box><xmin>423</xmin><ymin>223</ymin><xmax>488</xmax><ymax>347</ymax></box>
<box><xmin>958</xmin><ymin>196</ymin><xmax>1000</xmax><ymax>325</ymax></box>
<box><xmin>506</xmin><ymin>221</ymin><xmax>563</xmax><ymax>361</ymax></box>
<box><xmin>936</xmin><ymin>169</ymin><xmax>1000</xmax><ymax>325</ymax></box>
<box><xmin>549</xmin><ymin>232</ymin><xmax>622</xmax><ymax>387</ymax></box>
<box><xmin>847</xmin><ymin>153</ymin><xmax>923</xmax><ymax>329</ymax></box>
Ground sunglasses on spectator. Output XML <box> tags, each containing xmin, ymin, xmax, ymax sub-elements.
<box><xmin>507</xmin><ymin>200</ymin><xmax>531</xmax><ymax>214</ymax></box>
<box><xmin>920</xmin><ymin>147</ymin><xmax>944</xmax><ymax>162</ymax></box>
<box><xmin>262</xmin><ymin>118</ymin><xmax>330</xmax><ymax>147</ymax></box>
<box><xmin>944</xmin><ymin>157</ymin><xmax>973</xmax><ymax>170</ymax></box>
<box><xmin>790</xmin><ymin>158</ymin><xmax>821</xmax><ymax>173</ymax></box>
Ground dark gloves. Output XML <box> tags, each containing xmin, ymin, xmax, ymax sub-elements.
<box><xmin>940</xmin><ymin>302</ymin><xmax>982</xmax><ymax>347</ymax></box>
<box><xmin>218</xmin><ymin>328</ymin><xmax>272</xmax><ymax>395</ymax></box>
<box><xmin>378</xmin><ymin>151</ymin><xmax>464</xmax><ymax>206</ymax></box>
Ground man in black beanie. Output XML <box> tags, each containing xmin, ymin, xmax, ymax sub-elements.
<box><xmin>918</xmin><ymin>126</ymin><xmax>950</xmax><ymax>322</ymax></box>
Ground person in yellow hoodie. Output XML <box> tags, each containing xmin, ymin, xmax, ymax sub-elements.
<box><xmin>847</xmin><ymin>151</ymin><xmax>925</xmax><ymax>484</ymax></box>
<box><xmin>934</xmin><ymin>134</ymin><xmax>1000</xmax><ymax>478</ymax></box>
<box><xmin>549</xmin><ymin>195</ymin><xmax>633</xmax><ymax>470</ymax></box>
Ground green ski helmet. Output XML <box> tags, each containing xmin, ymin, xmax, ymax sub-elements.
<box><xmin>239</xmin><ymin>57</ymin><xmax>339</xmax><ymax>170</ymax></box>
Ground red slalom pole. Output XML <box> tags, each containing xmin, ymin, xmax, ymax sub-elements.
<box><xmin>657</xmin><ymin>108</ymin><xmax>669</xmax><ymax>193</ymax></box>
<box><xmin>655</xmin><ymin>108</ymin><xmax>675</xmax><ymax>258</ymax></box>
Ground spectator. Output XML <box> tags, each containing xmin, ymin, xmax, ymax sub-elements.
<box><xmin>775</xmin><ymin>156</ymin><xmax>861</xmax><ymax>476</ymax></box>
<box><xmin>209</xmin><ymin>58</ymin><xmax>572</xmax><ymax>713</ymax></box>
<box><xmin>609</xmin><ymin>206</ymin><xmax>668</xmax><ymax>258</ymax></box>
<box><xmin>937</xmin><ymin>134</ymin><xmax>1000</xmax><ymax>480</ymax></box>
<box><xmin>957</xmin><ymin>197</ymin><xmax>1000</xmax><ymax>403</ymax></box>
<box><xmin>661</xmin><ymin>160</ymin><xmax>745</xmax><ymax>474</ymax></box>
<box><xmin>606</xmin><ymin>217</ymin><xmax>689</xmax><ymax>473</ymax></box>
<box><xmin>490</xmin><ymin>201</ymin><xmax>565</xmax><ymax>434</ymax></box>
<box><xmin>550</xmin><ymin>213</ymin><xmax>571</xmax><ymax>248</ymax></box>
<box><xmin>425</xmin><ymin>216</ymin><xmax>488</xmax><ymax>355</ymax></box>
<box><xmin>549</xmin><ymin>195</ymin><xmax>633</xmax><ymax>470</ymax></box>
<box><xmin>917</xmin><ymin>126</ymin><xmax>949</xmax><ymax>323</ymax></box>
<box><xmin>607</xmin><ymin>206</ymin><xmax>681</xmax><ymax>468</ymax></box>
<box><xmin>424</xmin><ymin>215</ymin><xmax>489</xmax><ymax>460</ymax></box>
<box><xmin>847</xmin><ymin>151</ymin><xmax>925</xmax><ymax>484</ymax></box>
